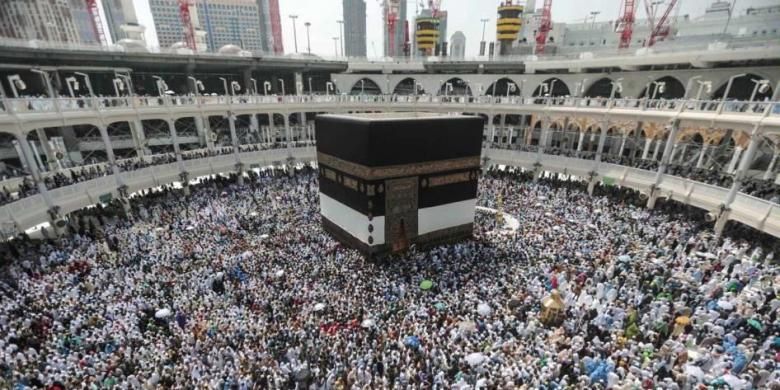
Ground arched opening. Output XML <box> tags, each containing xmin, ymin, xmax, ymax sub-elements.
<box><xmin>393</xmin><ymin>78</ymin><xmax>424</xmax><ymax>95</ymax></box>
<box><xmin>175</xmin><ymin>117</ymin><xmax>198</xmax><ymax>138</ymax></box>
<box><xmin>233</xmin><ymin>114</ymin><xmax>256</xmax><ymax>146</ymax></box>
<box><xmin>485</xmin><ymin>78</ymin><xmax>520</xmax><ymax>96</ymax></box>
<box><xmin>712</xmin><ymin>73</ymin><xmax>773</xmax><ymax>101</ymax></box>
<box><xmin>438</xmin><ymin>78</ymin><xmax>472</xmax><ymax>96</ymax></box>
<box><xmin>106</xmin><ymin>121</ymin><xmax>137</xmax><ymax>159</ymax></box>
<box><xmin>271</xmin><ymin>113</ymin><xmax>287</xmax><ymax>144</ymax></box>
<box><xmin>206</xmin><ymin>115</ymin><xmax>231</xmax><ymax>148</ymax></box>
<box><xmin>532</xmin><ymin>78</ymin><xmax>570</xmax><ymax>97</ymax></box>
<box><xmin>548</xmin><ymin>122</ymin><xmax>565</xmax><ymax>148</ymax></box>
<box><xmin>530</xmin><ymin>121</ymin><xmax>542</xmax><ymax>146</ymax></box>
<box><xmin>349</xmin><ymin>78</ymin><xmax>382</xmax><ymax>95</ymax></box>
<box><xmin>638</xmin><ymin>76</ymin><xmax>685</xmax><ymax>99</ymax></box>
<box><xmin>583</xmin><ymin>77</ymin><xmax>620</xmax><ymax>98</ymax></box>
<box><xmin>71</xmin><ymin>125</ymin><xmax>109</xmax><ymax>165</ymax></box>
<box><xmin>584</xmin><ymin>126</ymin><xmax>601</xmax><ymax>153</ymax></box>
<box><xmin>679</xmin><ymin>133</ymin><xmax>705</xmax><ymax>167</ymax></box>
<box><xmin>0</xmin><ymin>132</ymin><xmax>28</xmax><ymax>179</ymax></box>
<box><xmin>26</xmin><ymin>127</ymin><xmax>77</xmax><ymax>170</ymax></box>
<box><xmin>287</xmin><ymin>113</ymin><xmax>312</xmax><ymax>143</ymax></box>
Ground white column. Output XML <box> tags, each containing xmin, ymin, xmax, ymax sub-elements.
<box><xmin>227</xmin><ymin>112</ymin><xmax>244</xmax><ymax>185</ymax></box>
<box><xmin>677</xmin><ymin>144</ymin><xmax>688</xmax><ymax>164</ymax></box>
<box><xmin>669</xmin><ymin>144</ymin><xmax>679</xmax><ymax>165</ymax></box>
<box><xmin>576</xmin><ymin>132</ymin><xmax>585</xmax><ymax>154</ymax></box>
<box><xmin>641</xmin><ymin>138</ymin><xmax>652</xmax><ymax>160</ymax></box>
<box><xmin>716</xmin><ymin>125</ymin><xmax>762</xmax><ymax>235</ymax></box>
<box><xmin>537</xmin><ymin>117</ymin><xmax>551</xmax><ymax>162</ymax></box>
<box><xmin>696</xmin><ymin>143</ymin><xmax>709</xmax><ymax>168</ymax></box>
<box><xmin>15</xmin><ymin>134</ymin><xmax>54</xmax><ymax>208</ymax></box>
<box><xmin>267</xmin><ymin>113</ymin><xmax>274</xmax><ymax>145</ymax></box>
<box><xmin>726</xmin><ymin>147</ymin><xmax>743</xmax><ymax>174</ymax></box>
<box><xmin>618</xmin><ymin>135</ymin><xmax>628</xmax><ymax>157</ymax></box>
<box><xmin>130</xmin><ymin>120</ymin><xmax>148</xmax><ymax>157</ymax></box>
<box><xmin>284</xmin><ymin>114</ymin><xmax>292</xmax><ymax>150</ymax></box>
<box><xmin>518</xmin><ymin>115</ymin><xmax>526</xmax><ymax>145</ymax></box>
<box><xmin>499</xmin><ymin>114</ymin><xmax>507</xmax><ymax>146</ymax></box>
<box><xmin>594</xmin><ymin>123</ymin><xmax>609</xmax><ymax>163</ymax></box>
<box><xmin>227</xmin><ymin>112</ymin><xmax>240</xmax><ymax>161</ymax></box>
<box><xmin>97</xmin><ymin>126</ymin><xmax>117</xmax><ymax>167</ymax></box>
<box><xmin>166</xmin><ymin>119</ymin><xmax>183</xmax><ymax>166</ymax></box>
<box><xmin>35</xmin><ymin>128</ymin><xmax>59</xmax><ymax>171</ymax></box>
<box><xmin>250</xmin><ymin>114</ymin><xmax>260</xmax><ymax>144</ymax></box>
<box><xmin>97</xmin><ymin>125</ymin><xmax>125</xmax><ymax>191</ymax></box>
<box><xmin>652</xmin><ymin>140</ymin><xmax>662</xmax><ymax>161</ymax></box>
<box><xmin>763</xmin><ymin>152</ymin><xmax>778</xmax><ymax>180</ymax></box>
<box><xmin>648</xmin><ymin>119</ymin><xmax>681</xmax><ymax>209</ymax></box>
<box><xmin>488</xmin><ymin>115</ymin><xmax>495</xmax><ymax>145</ymax></box>
<box><xmin>202</xmin><ymin>117</ymin><xmax>215</xmax><ymax>151</ymax></box>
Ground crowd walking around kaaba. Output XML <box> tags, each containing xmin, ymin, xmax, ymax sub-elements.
<box><xmin>0</xmin><ymin>167</ymin><xmax>777</xmax><ymax>389</ymax></box>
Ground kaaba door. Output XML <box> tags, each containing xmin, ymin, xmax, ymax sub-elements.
<box><xmin>384</xmin><ymin>177</ymin><xmax>418</xmax><ymax>252</ymax></box>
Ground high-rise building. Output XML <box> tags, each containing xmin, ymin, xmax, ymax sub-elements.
<box><xmin>102</xmin><ymin>0</ymin><xmax>147</xmax><ymax>46</ymax></box>
<box><xmin>450</xmin><ymin>31</ymin><xmax>466</xmax><ymax>58</ymax></box>
<box><xmin>0</xmin><ymin>0</ymin><xmax>96</xmax><ymax>44</ymax></box>
<box><xmin>343</xmin><ymin>0</ymin><xmax>367</xmax><ymax>57</ymax></box>
<box><xmin>150</xmin><ymin>0</ymin><xmax>266</xmax><ymax>52</ymax></box>
<box><xmin>102</xmin><ymin>0</ymin><xmax>128</xmax><ymax>44</ymax></box>
<box><xmin>382</xmin><ymin>0</ymin><xmax>407</xmax><ymax>57</ymax></box>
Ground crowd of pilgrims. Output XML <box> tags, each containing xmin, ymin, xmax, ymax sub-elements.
<box><xmin>506</xmin><ymin>144</ymin><xmax>779</xmax><ymax>203</ymax></box>
<box><xmin>0</xmin><ymin>166</ymin><xmax>777</xmax><ymax>389</ymax></box>
<box><xmin>0</xmin><ymin>143</ymin><xmax>303</xmax><ymax>207</ymax></box>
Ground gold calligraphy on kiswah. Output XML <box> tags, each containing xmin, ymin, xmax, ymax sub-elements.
<box><xmin>428</xmin><ymin>172</ymin><xmax>472</xmax><ymax>187</ymax></box>
<box><xmin>318</xmin><ymin>152</ymin><xmax>480</xmax><ymax>181</ymax></box>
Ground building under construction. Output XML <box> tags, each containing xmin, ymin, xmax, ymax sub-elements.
<box><xmin>496</xmin><ymin>1</ymin><xmax>523</xmax><ymax>55</ymax></box>
<box><xmin>414</xmin><ymin>1</ymin><xmax>447</xmax><ymax>57</ymax></box>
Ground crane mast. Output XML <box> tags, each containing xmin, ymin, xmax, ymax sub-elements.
<box><xmin>645</xmin><ymin>0</ymin><xmax>678</xmax><ymax>47</ymax></box>
<box><xmin>178</xmin><ymin>0</ymin><xmax>197</xmax><ymax>50</ymax></box>
<box><xmin>84</xmin><ymin>0</ymin><xmax>107</xmax><ymax>46</ymax></box>
<box><xmin>534</xmin><ymin>0</ymin><xmax>552</xmax><ymax>54</ymax></box>
<box><xmin>616</xmin><ymin>0</ymin><xmax>637</xmax><ymax>49</ymax></box>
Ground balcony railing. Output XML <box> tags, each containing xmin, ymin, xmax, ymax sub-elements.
<box><xmin>1</xmin><ymin>94</ymin><xmax>777</xmax><ymax>118</ymax></box>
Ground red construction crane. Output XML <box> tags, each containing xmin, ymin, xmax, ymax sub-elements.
<box><xmin>616</xmin><ymin>0</ymin><xmax>637</xmax><ymax>49</ymax></box>
<box><xmin>178</xmin><ymin>0</ymin><xmax>197</xmax><ymax>50</ymax></box>
<box><xmin>645</xmin><ymin>0</ymin><xmax>678</xmax><ymax>47</ymax></box>
<box><xmin>535</xmin><ymin>0</ymin><xmax>553</xmax><ymax>54</ymax></box>
<box><xmin>384</xmin><ymin>0</ymin><xmax>400</xmax><ymax>56</ymax></box>
<box><xmin>84</xmin><ymin>0</ymin><xmax>107</xmax><ymax>46</ymax></box>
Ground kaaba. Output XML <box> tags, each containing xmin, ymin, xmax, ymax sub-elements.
<box><xmin>316</xmin><ymin>113</ymin><xmax>484</xmax><ymax>256</ymax></box>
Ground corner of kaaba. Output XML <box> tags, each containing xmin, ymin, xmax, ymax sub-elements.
<box><xmin>315</xmin><ymin>112</ymin><xmax>484</xmax><ymax>256</ymax></box>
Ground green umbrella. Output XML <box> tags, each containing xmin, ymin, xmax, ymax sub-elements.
<box><xmin>747</xmin><ymin>318</ymin><xmax>763</xmax><ymax>331</ymax></box>
<box><xmin>434</xmin><ymin>302</ymin><xmax>447</xmax><ymax>311</ymax></box>
<box><xmin>420</xmin><ymin>280</ymin><xmax>433</xmax><ymax>290</ymax></box>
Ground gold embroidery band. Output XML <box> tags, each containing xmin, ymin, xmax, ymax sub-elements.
<box><xmin>317</xmin><ymin>152</ymin><xmax>480</xmax><ymax>181</ymax></box>
<box><xmin>428</xmin><ymin>172</ymin><xmax>471</xmax><ymax>187</ymax></box>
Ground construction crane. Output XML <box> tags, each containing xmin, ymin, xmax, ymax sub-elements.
<box><xmin>644</xmin><ymin>0</ymin><xmax>678</xmax><ymax>47</ymax></box>
<box><xmin>178</xmin><ymin>0</ymin><xmax>197</xmax><ymax>50</ymax></box>
<box><xmin>535</xmin><ymin>0</ymin><xmax>552</xmax><ymax>54</ymax></box>
<box><xmin>84</xmin><ymin>0</ymin><xmax>107</xmax><ymax>46</ymax></box>
<box><xmin>616</xmin><ymin>0</ymin><xmax>637</xmax><ymax>49</ymax></box>
<box><xmin>429</xmin><ymin>0</ymin><xmax>442</xmax><ymax>17</ymax></box>
<box><xmin>382</xmin><ymin>0</ymin><xmax>401</xmax><ymax>56</ymax></box>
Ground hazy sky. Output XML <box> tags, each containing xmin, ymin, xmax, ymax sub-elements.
<box><xmin>128</xmin><ymin>0</ymin><xmax>777</xmax><ymax>57</ymax></box>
